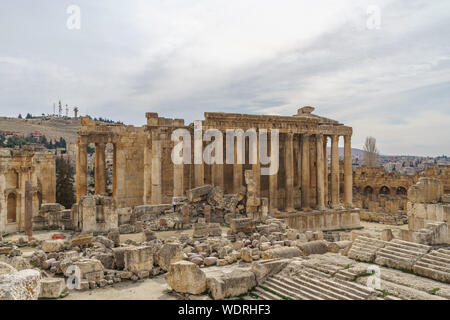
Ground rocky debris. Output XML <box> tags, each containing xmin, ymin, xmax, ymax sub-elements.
<box><xmin>123</xmin><ymin>246</ymin><xmax>154</xmax><ymax>274</ymax></box>
<box><xmin>192</xmin><ymin>223</ymin><xmax>222</xmax><ymax>238</ymax></box>
<box><xmin>39</xmin><ymin>278</ymin><xmax>66</xmax><ymax>299</ymax></box>
<box><xmin>187</xmin><ymin>185</ymin><xmax>213</xmax><ymax>202</ymax></box>
<box><xmin>107</xmin><ymin>229</ymin><xmax>120</xmax><ymax>247</ymax></box>
<box><xmin>0</xmin><ymin>246</ymin><xmax>13</xmax><ymax>255</ymax></box>
<box><xmin>165</xmin><ymin>261</ymin><xmax>207</xmax><ymax>294</ymax></box>
<box><xmin>0</xmin><ymin>262</ymin><xmax>17</xmax><ymax>276</ymax></box>
<box><xmin>144</xmin><ymin>229</ymin><xmax>157</xmax><ymax>241</ymax></box>
<box><xmin>0</xmin><ymin>269</ymin><xmax>41</xmax><ymax>300</ymax></box>
<box><xmin>62</xmin><ymin>258</ymin><xmax>104</xmax><ymax>282</ymax></box>
<box><xmin>230</xmin><ymin>218</ymin><xmax>256</xmax><ymax>234</ymax></box>
<box><xmin>70</xmin><ymin>234</ymin><xmax>93</xmax><ymax>248</ymax></box>
<box><xmin>94</xmin><ymin>236</ymin><xmax>114</xmax><ymax>249</ymax></box>
<box><xmin>296</xmin><ymin>240</ymin><xmax>329</xmax><ymax>256</ymax></box>
<box><xmin>41</xmin><ymin>240</ymin><xmax>65</xmax><ymax>253</ymax></box>
<box><xmin>261</xmin><ymin>247</ymin><xmax>302</xmax><ymax>259</ymax></box>
<box><xmin>156</xmin><ymin>243</ymin><xmax>185</xmax><ymax>271</ymax></box>
<box><xmin>30</xmin><ymin>250</ymin><xmax>47</xmax><ymax>268</ymax></box>
<box><xmin>381</xmin><ymin>229</ymin><xmax>394</xmax><ymax>242</ymax></box>
<box><xmin>327</xmin><ymin>241</ymin><xmax>352</xmax><ymax>254</ymax></box>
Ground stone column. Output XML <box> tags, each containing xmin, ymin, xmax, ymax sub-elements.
<box><xmin>143</xmin><ymin>137</ymin><xmax>151</xmax><ymax>204</ymax></box>
<box><xmin>323</xmin><ymin>136</ymin><xmax>328</xmax><ymax>206</ymax></box>
<box><xmin>285</xmin><ymin>133</ymin><xmax>295</xmax><ymax>212</ymax></box>
<box><xmin>24</xmin><ymin>180</ymin><xmax>32</xmax><ymax>240</ymax></box>
<box><xmin>194</xmin><ymin>121</ymin><xmax>204</xmax><ymax>187</ymax></box>
<box><xmin>344</xmin><ymin>135</ymin><xmax>353</xmax><ymax>207</ymax></box>
<box><xmin>269</xmin><ymin>131</ymin><xmax>278</xmax><ymax>213</ymax></box>
<box><xmin>76</xmin><ymin>138</ymin><xmax>88</xmax><ymax>202</ymax></box>
<box><xmin>151</xmin><ymin>130</ymin><xmax>162</xmax><ymax>204</ymax></box>
<box><xmin>316</xmin><ymin>134</ymin><xmax>325</xmax><ymax>210</ymax></box>
<box><xmin>94</xmin><ymin>142</ymin><xmax>106</xmax><ymax>195</ymax></box>
<box><xmin>252</xmin><ymin>131</ymin><xmax>261</xmax><ymax>200</ymax></box>
<box><xmin>173</xmin><ymin>162</ymin><xmax>184</xmax><ymax>198</ymax></box>
<box><xmin>331</xmin><ymin>134</ymin><xmax>340</xmax><ymax>208</ymax></box>
<box><xmin>233</xmin><ymin>136</ymin><xmax>243</xmax><ymax>193</ymax></box>
<box><xmin>301</xmin><ymin>134</ymin><xmax>310</xmax><ymax>211</ymax></box>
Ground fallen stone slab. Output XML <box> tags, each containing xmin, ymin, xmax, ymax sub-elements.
<box><xmin>165</xmin><ymin>261</ymin><xmax>207</xmax><ymax>294</ymax></box>
<box><xmin>327</xmin><ymin>241</ymin><xmax>352</xmax><ymax>254</ymax></box>
<box><xmin>186</xmin><ymin>185</ymin><xmax>213</xmax><ymax>202</ymax></box>
<box><xmin>230</xmin><ymin>218</ymin><xmax>256</xmax><ymax>234</ymax></box>
<box><xmin>261</xmin><ymin>247</ymin><xmax>302</xmax><ymax>260</ymax></box>
<box><xmin>0</xmin><ymin>261</ymin><xmax>17</xmax><ymax>276</ymax></box>
<box><xmin>39</xmin><ymin>278</ymin><xmax>66</xmax><ymax>299</ymax></box>
<box><xmin>206</xmin><ymin>267</ymin><xmax>257</xmax><ymax>300</ymax></box>
<box><xmin>0</xmin><ymin>269</ymin><xmax>41</xmax><ymax>300</ymax></box>
<box><xmin>156</xmin><ymin>243</ymin><xmax>185</xmax><ymax>271</ymax></box>
<box><xmin>251</xmin><ymin>259</ymin><xmax>290</xmax><ymax>284</ymax></box>
<box><xmin>41</xmin><ymin>240</ymin><xmax>65</xmax><ymax>253</ymax></box>
<box><xmin>296</xmin><ymin>240</ymin><xmax>329</xmax><ymax>256</ymax></box>
<box><xmin>124</xmin><ymin>246</ymin><xmax>154</xmax><ymax>274</ymax></box>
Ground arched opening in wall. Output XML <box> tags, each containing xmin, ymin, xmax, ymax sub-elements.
<box><xmin>362</xmin><ymin>186</ymin><xmax>373</xmax><ymax>209</ymax></box>
<box><xmin>396</xmin><ymin>186</ymin><xmax>407</xmax><ymax>196</ymax></box>
<box><xmin>7</xmin><ymin>193</ymin><xmax>17</xmax><ymax>223</ymax></box>
<box><xmin>379</xmin><ymin>186</ymin><xmax>390</xmax><ymax>195</ymax></box>
<box><xmin>353</xmin><ymin>186</ymin><xmax>360</xmax><ymax>195</ymax></box>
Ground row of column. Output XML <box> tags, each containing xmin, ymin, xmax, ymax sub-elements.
<box><xmin>144</xmin><ymin>132</ymin><xmax>353</xmax><ymax>210</ymax></box>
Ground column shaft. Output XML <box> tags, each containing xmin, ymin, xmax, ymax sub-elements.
<box><xmin>331</xmin><ymin>134</ymin><xmax>340</xmax><ymax>208</ymax></box>
<box><xmin>301</xmin><ymin>134</ymin><xmax>310</xmax><ymax>210</ymax></box>
<box><xmin>151</xmin><ymin>131</ymin><xmax>162</xmax><ymax>204</ymax></box>
<box><xmin>323</xmin><ymin>136</ymin><xmax>328</xmax><ymax>206</ymax></box>
<box><xmin>76</xmin><ymin>139</ymin><xmax>88</xmax><ymax>202</ymax></box>
<box><xmin>284</xmin><ymin>133</ymin><xmax>294</xmax><ymax>211</ymax></box>
<box><xmin>94</xmin><ymin>142</ymin><xmax>106</xmax><ymax>195</ymax></box>
<box><xmin>344</xmin><ymin>135</ymin><xmax>353</xmax><ymax>207</ymax></box>
<box><xmin>316</xmin><ymin>134</ymin><xmax>325</xmax><ymax>210</ymax></box>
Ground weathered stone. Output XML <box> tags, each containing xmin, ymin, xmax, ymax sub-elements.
<box><xmin>30</xmin><ymin>250</ymin><xmax>47</xmax><ymax>268</ymax></box>
<box><xmin>381</xmin><ymin>229</ymin><xmax>394</xmax><ymax>242</ymax></box>
<box><xmin>39</xmin><ymin>278</ymin><xmax>66</xmax><ymax>299</ymax></box>
<box><xmin>0</xmin><ymin>262</ymin><xmax>16</xmax><ymax>276</ymax></box>
<box><xmin>204</xmin><ymin>257</ymin><xmax>218</xmax><ymax>266</ymax></box>
<box><xmin>230</xmin><ymin>218</ymin><xmax>256</xmax><ymax>234</ymax></box>
<box><xmin>0</xmin><ymin>269</ymin><xmax>41</xmax><ymax>300</ymax></box>
<box><xmin>261</xmin><ymin>247</ymin><xmax>302</xmax><ymax>259</ymax></box>
<box><xmin>124</xmin><ymin>246</ymin><xmax>154</xmax><ymax>274</ymax></box>
<box><xmin>206</xmin><ymin>267</ymin><xmax>257</xmax><ymax>300</ymax></box>
<box><xmin>41</xmin><ymin>240</ymin><xmax>65</xmax><ymax>253</ymax></box>
<box><xmin>327</xmin><ymin>241</ymin><xmax>352</xmax><ymax>253</ymax></box>
<box><xmin>251</xmin><ymin>259</ymin><xmax>290</xmax><ymax>284</ymax></box>
<box><xmin>165</xmin><ymin>261</ymin><xmax>207</xmax><ymax>294</ymax></box>
<box><xmin>70</xmin><ymin>234</ymin><xmax>93</xmax><ymax>248</ymax></box>
<box><xmin>155</xmin><ymin>243</ymin><xmax>184</xmax><ymax>271</ymax></box>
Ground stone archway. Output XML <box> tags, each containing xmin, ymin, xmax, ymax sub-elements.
<box><xmin>396</xmin><ymin>186</ymin><xmax>407</xmax><ymax>196</ymax></box>
<box><xmin>379</xmin><ymin>186</ymin><xmax>390</xmax><ymax>195</ymax></box>
<box><xmin>7</xmin><ymin>193</ymin><xmax>17</xmax><ymax>223</ymax></box>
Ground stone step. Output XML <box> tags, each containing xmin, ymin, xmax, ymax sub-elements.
<box><xmin>320</xmin><ymin>277</ymin><xmax>373</xmax><ymax>298</ymax></box>
<box><xmin>301</xmin><ymin>267</ymin><xmax>332</xmax><ymax>279</ymax></box>
<box><xmin>391</xmin><ymin>239</ymin><xmax>431</xmax><ymax>251</ymax></box>
<box><xmin>263</xmin><ymin>278</ymin><xmax>321</xmax><ymax>300</ymax></box>
<box><xmin>414</xmin><ymin>261</ymin><xmax>450</xmax><ymax>273</ymax></box>
<box><xmin>437</xmin><ymin>248</ymin><xmax>450</xmax><ymax>256</ymax></box>
<box><xmin>333</xmin><ymin>278</ymin><xmax>376</xmax><ymax>296</ymax></box>
<box><xmin>295</xmin><ymin>274</ymin><xmax>366</xmax><ymax>300</ymax></box>
<box><xmin>351</xmin><ymin>242</ymin><xmax>384</xmax><ymax>252</ymax></box>
<box><xmin>430</xmin><ymin>251</ymin><xmax>450</xmax><ymax>262</ymax></box>
<box><xmin>376</xmin><ymin>248</ymin><xmax>421</xmax><ymax>261</ymax></box>
<box><xmin>424</xmin><ymin>253</ymin><xmax>450</xmax><ymax>265</ymax></box>
<box><xmin>348</xmin><ymin>250</ymin><xmax>376</xmax><ymax>262</ymax></box>
<box><xmin>376</xmin><ymin>250</ymin><xmax>418</xmax><ymax>263</ymax></box>
<box><xmin>379</xmin><ymin>244</ymin><xmax>426</xmax><ymax>258</ymax></box>
<box><xmin>254</xmin><ymin>287</ymin><xmax>283</xmax><ymax>300</ymax></box>
<box><xmin>267</xmin><ymin>277</ymin><xmax>327</xmax><ymax>300</ymax></box>
<box><xmin>334</xmin><ymin>270</ymin><xmax>356</xmax><ymax>281</ymax></box>
<box><xmin>412</xmin><ymin>265</ymin><xmax>450</xmax><ymax>283</ymax></box>
<box><xmin>273</xmin><ymin>275</ymin><xmax>343</xmax><ymax>300</ymax></box>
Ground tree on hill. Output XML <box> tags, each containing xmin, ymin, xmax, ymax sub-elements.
<box><xmin>363</xmin><ymin>136</ymin><xmax>379</xmax><ymax>167</ymax></box>
<box><xmin>56</xmin><ymin>156</ymin><xmax>76</xmax><ymax>209</ymax></box>
<box><xmin>18</xmin><ymin>114</ymin><xmax>22</xmax><ymax>119</ymax></box>
<box><xmin>26</xmin><ymin>113</ymin><xmax>33</xmax><ymax>119</ymax></box>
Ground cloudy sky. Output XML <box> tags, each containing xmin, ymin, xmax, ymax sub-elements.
<box><xmin>0</xmin><ymin>0</ymin><xmax>449</xmax><ymax>156</ymax></box>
